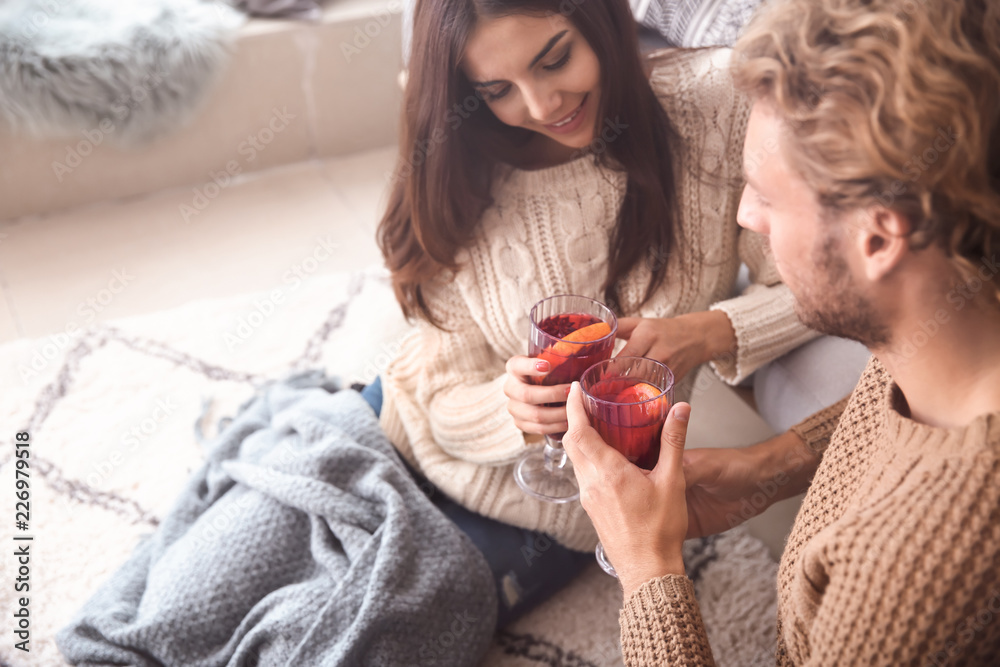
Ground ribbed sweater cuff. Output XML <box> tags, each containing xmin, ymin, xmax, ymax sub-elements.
<box><xmin>709</xmin><ymin>284</ymin><xmax>820</xmax><ymax>385</ymax></box>
<box><xmin>428</xmin><ymin>374</ymin><xmax>528</xmax><ymax>465</ymax></box>
<box><xmin>620</xmin><ymin>575</ymin><xmax>717</xmax><ymax>666</ymax></box>
<box><xmin>789</xmin><ymin>395</ymin><xmax>849</xmax><ymax>456</ymax></box>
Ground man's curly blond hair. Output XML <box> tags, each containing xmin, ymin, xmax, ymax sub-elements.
<box><xmin>732</xmin><ymin>0</ymin><xmax>1000</xmax><ymax>306</ymax></box>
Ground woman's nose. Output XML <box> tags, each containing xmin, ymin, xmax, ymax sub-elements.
<box><xmin>522</xmin><ymin>83</ymin><xmax>561</xmax><ymax>125</ymax></box>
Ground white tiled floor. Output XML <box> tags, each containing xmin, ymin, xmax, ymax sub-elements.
<box><xmin>0</xmin><ymin>146</ymin><xmax>397</xmax><ymax>344</ymax></box>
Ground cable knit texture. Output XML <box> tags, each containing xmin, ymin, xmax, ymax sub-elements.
<box><xmin>380</xmin><ymin>47</ymin><xmax>819</xmax><ymax>551</ymax></box>
<box><xmin>620</xmin><ymin>356</ymin><xmax>1000</xmax><ymax>664</ymax></box>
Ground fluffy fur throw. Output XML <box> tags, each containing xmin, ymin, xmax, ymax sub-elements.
<box><xmin>0</xmin><ymin>0</ymin><xmax>244</xmax><ymax>145</ymax></box>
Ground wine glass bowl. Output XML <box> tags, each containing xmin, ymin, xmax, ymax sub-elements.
<box><xmin>580</xmin><ymin>357</ymin><xmax>674</xmax><ymax>470</ymax></box>
<box><xmin>514</xmin><ymin>295</ymin><xmax>618</xmax><ymax>503</ymax></box>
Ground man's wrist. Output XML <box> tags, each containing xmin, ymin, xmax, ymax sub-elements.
<box><xmin>619</xmin><ymin>556</ymin><xmax>686</xmax><ymax>601</ymax></box>
<box><xmin>752</xmin><ymin>431</ymin><xmax>821</xmax><ymax>501</ymax></box>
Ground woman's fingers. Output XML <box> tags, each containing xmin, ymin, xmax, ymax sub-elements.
<box><xmin>616</xmin><ymin>318</ymin><xmax>654</xmax><ymax>357</ymax></box>
<box><xmin>506</xmin><ymin>354</ymin><xmax>551</xmax><ymax>379</ymax></box>
<box><xmin>512</xmin><ymin>419</ymin><xmax>569</xmax><ymax>436</ymax></box>
<box><xmin>502</xmin><ymin>372</ymin><xmax>568</xmax><ymax>403</ymax></box>
<box><xmin>508</xmin><ymin>402</ymin><xmax>568</xmax><ymax>434</ymax></box>
<box><xmin>615</xmin><ymin>317</ymin><xmax>641</xmax><ymax>340</ymax></box>
<box><xmin>617</xmin><ymin>328</ymin><xmax>657</xmax><ymax>359</ymax></box>
<box><xmin>503</xmin><ymin>354</ymin><xmax>573</xmax><ymax>435</ymax></box>
<box><xmin>506</xmin><ymin>397</ymin><xmax>569</xmax><ymax>424</ymax></box>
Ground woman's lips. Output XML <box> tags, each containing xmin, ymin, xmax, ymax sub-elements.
<box><xmin>544</xmin><ymin>94</ymin><xmax>588</xmax><ymax>134</ymax></box>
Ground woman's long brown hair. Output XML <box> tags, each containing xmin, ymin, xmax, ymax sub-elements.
<box><xmin>378</xmin><ymin>0</ymin><xmax>679</xmax><ymax>324</ymax></box>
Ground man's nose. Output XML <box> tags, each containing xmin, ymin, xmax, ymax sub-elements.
<box><xmin>736</xmin><ymin>185</ymin><xmax>769</xmax><ymax>234</ymax></box>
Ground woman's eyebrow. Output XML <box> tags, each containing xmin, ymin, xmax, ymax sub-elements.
<box><xmin>528</xmin><ymin>30</ymin><xmax>568</xmax><ymax>68</ymax></box>
<box><xmin>470</xmin><ymin>30</ymin><xmax>569</xmax><ymax>88</ymax></box>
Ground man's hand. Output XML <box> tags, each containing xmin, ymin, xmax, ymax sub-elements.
<box><xmin>563</xmin><ymin>382</ymin><xmax>689</xmax><ymax>599</ymax></box>
<box><xmin>616</xmin><ymin>311</ymin><xmax>736</xmax><ymax>384</ymax></box>
<box><xmin>683</xmin><ymin>431</ymin><xmax>821</xmax><ymax>538</ymax></box>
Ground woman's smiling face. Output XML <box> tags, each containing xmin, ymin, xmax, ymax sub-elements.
<box><xmin>461</xmin><ymin>13</ymin><xmax>602</xmax><ymax>150</ymax></box>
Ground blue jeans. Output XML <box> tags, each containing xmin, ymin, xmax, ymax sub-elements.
<box><xmin>360</xmin><ymin>378</ymin><xmax>592</xmax><ymax>629</ymax></box>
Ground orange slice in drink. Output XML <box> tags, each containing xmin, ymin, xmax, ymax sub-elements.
<box><xmin>537</xmin><ymin>321</ymin><xmax>612</xmax><ymax>370</ymax></box>
<box><xmin>616</xmin><ymin>381</ymin><xmax>667</xmax><ymax>423</ymax></box>
<box><xmin>615</xmin><ymin>381</ymin><xmax>661</xmax><ymax>403</ymax></box>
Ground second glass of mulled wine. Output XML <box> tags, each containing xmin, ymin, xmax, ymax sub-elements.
<box><xmin>581</xmin><ymin>356</ymin><xmax>674</xmax><ymax>576</ymax></box>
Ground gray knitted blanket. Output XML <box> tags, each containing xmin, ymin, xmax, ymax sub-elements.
<box><xmin>56</xmin><ymin>377</ymin><xmax>497</xmax><ymax>666</ymax></box>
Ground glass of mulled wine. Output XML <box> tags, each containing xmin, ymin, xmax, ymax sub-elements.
<box><xmin>514</xmin><ymin>295</ymin><xmax>618</xmax><ymax>503</ymax></box>
<box><xmin>580</xmin><ymin>356</ymin><xmax>674</xmax><ymax>576</ymax></box>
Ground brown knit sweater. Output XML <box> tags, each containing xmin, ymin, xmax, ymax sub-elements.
<box><xmin>620</xmin><ymin>356</ymin><xmax>1000</xmax><ymax>665</ymax></box>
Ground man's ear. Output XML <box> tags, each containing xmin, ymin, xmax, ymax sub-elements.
<box><xmin>854</xmin><ymin>207</ymin><xmax>912</xmax><ymax>282</ymax></box>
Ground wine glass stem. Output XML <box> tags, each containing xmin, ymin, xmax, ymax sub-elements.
<box><xmin>543</xmin><ymin>438</ymin><xmax>568</xmax><ymax>472</ymax></box>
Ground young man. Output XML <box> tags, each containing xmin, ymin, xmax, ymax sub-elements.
<box><xmin>562</xmin><ymin>0</ymin><xmax>1000</xmax><ymax>664</ymax></box>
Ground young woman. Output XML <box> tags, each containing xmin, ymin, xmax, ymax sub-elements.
<box><xmin>372</xmin><ymin>0</ymin><xmax>827</xmax><ymax>625</ymax></box>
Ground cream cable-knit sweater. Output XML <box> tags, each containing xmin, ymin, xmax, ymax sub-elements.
<box><xmin>379</xmin><ymin>48</ymin><xmax>819</xmax><ymax>551</ymax></box>
<box><xmin>620</xmin><ymin>356</ymin><xmax>1000</xmax><ymax>664</ymax></box>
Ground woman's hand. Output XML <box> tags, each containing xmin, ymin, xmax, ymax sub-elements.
<box><xmin>563</xmin><ymin>382</ymin><xmax>689</xmax><ymax>599</ymax></box>
<box><xmin>503</xmin><ymin>355</ymin><xmax>572</xmax><ymax>436</ymax></box>
<box><xmin>616</xmin><ymin>311</ymin><xmax>737</xmax><ymax>384</ymax></box>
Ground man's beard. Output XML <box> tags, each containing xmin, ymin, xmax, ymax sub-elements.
<box><xmin>793</xmin><ymin>233</ymin><xmax>891</xmax><ymax>348</ymax></box>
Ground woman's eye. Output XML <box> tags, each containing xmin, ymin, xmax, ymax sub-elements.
<box><xmin>543</xmin><ymin>47</ymin><xmax>572</xmax><ymax>71</ymax></box>
<box><xmin>483</xmin><ymin>86</ymin><xmax>511</xmax><ymax>101</ymax></box>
